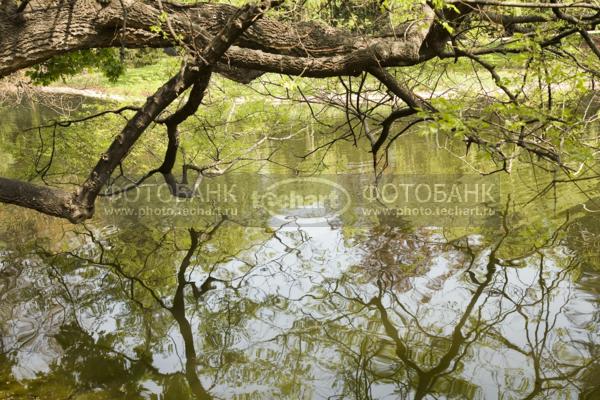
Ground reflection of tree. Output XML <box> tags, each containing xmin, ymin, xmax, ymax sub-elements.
<box><xmin>0</xmin><ymin>209</ymin><xmax>598</xmax><ymax>399</ymax></box>
<box><xmin>169</xmin><ymin>221</ymin><xmax>231</xmax><ymax>400</ymax></box>
<box><xmin>564</xmin><ymin>208</ymin><xmax>600</xmax><ymax>400</ymax></box>
<box><xmin>565</xmin><ymin>208</ymin><xmax>600</xmax><ymax>274</ymax></box>
<box><xmin>306</xmin><ymin>208</ymin><xmax>597</xmax><ymax>399</ymax></box>
<box><xmin>0</xmin><ymin>217</ymin><xmax>311</xmax><ymax>399</ymax></box>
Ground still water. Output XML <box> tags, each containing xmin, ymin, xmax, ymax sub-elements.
<box><xmin>0</xmin><ymin>95</ymin><xmax>599</xmax><ymax>399</ymax></box>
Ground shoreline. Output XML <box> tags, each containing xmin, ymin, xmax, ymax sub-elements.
<box><xmin>0</xmin><ymin>81</ymin><xmax>143</xmax><ymax>103</ymax></box>
<box><xmin>37</xmin><ymin>85</ymin><xmax>139</xmax><ymax>102</ymax></box>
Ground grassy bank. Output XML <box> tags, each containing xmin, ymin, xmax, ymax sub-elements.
<box><xmin>47</xmin><ymin>56</ymin><xmax>181</xmax><ymax>99</ymax></box>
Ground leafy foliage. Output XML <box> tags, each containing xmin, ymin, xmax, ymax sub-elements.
<box><xmin>26</xmin><ymin>49</ymin><xmax>126</xmax><ymax>85</ymax></box>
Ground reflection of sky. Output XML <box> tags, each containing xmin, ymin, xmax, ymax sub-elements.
<box><xmin>0</xmin><ymin>223</ymin><xmax>597</xmax><ymax>399</ymax></box>
<box><xmin>2</xmin><ymin>260</ymin><xmax>65</xmax><ymax>380</ymax></box>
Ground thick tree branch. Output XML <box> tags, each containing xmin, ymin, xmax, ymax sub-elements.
<box><xmin>0</xmin><ymin>177</ymin><xmax>81</xmax><ymax>222</ymax></box>
<box><xmin>579</xmin><ymin>29</ymin><xmax>600</xmax><ymax>60</ymax></box>
<box><xmin>0</xmin><ymin>0</ymin><xmax>279</xmax><ymax>222</ymax></box>
<box><xmin>0</xmin><ymin>0</ymin><xmax>437</xmax><ymax>79</ymax></box>
<box><xmin>75</xmin><ymin>0</ymin><xmax>280</xmax><ymax>214</ymax></box>
<box><xmin>367</xmin><ymin>66</ymin><xmax>432</xmax><ymax>110</ymax></box>
<box><xmin>158</xmin><ymin>72</ymin><xmax>212</xmax><ymax>196</ymax></box>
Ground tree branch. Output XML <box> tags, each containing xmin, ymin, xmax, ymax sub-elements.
<box><xmin>0</xmin><ymin>0</ymin><xmax>280</xmax><ymax>222</ymax></box>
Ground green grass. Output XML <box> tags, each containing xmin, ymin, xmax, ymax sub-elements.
<box><xmin>50</xmin><ymin>55</ymin><xmax>305</xmax><ymax>101</ymax></box>
<box><xmin>51</xmin><ymin>56</ymin><xmax>181</xmax><ymax>98</ymax></box>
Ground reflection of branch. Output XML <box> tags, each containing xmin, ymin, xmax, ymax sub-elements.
<box><xmin>367</xmin><ymin>223</ymin><xmax>503</xmax><ymax>399</ymax></box>
<box><xmin>168</xmin><ymin>223</ymin><xmax>227</xmax><ymax>400</ymax></box>
<box><xmin>58</xmin><ymin>226</ymin><xmax>169</xmax><ymax>309</ymax></box>
<box><xmin>309</xmin><ymin>199</ymin><xmax>591</xmax><ymax>398</ymax></box>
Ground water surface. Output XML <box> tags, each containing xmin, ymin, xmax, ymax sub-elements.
<box><xmin>0</xmin><ymin>96</ymin><xmax>599</xmax><ymax>399</ymax></box>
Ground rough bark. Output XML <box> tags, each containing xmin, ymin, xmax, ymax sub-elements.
<box><xmin>0</xmin><ymin>0</ymin><xmax>440</xmax><ymax>79</ymax></box>
<box><xmin>0</xmin><ymin>177</ymin><xmax>84</xmax><ymax>222</ymax></box>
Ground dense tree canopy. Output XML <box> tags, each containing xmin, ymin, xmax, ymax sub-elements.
<box><xmin>0</xmin><ymin>0</ymin><xmax>599</xmax><ymax>221</ymax></box>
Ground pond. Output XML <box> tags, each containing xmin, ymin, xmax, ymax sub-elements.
<box><xmin>0</xmin><ymin>94</ymin><xmax>599</xmax><ymax>399</ymax></box>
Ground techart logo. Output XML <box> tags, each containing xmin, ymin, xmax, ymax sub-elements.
<box><xmin>251</xmin><ymin>177</ymin><xmax>352</xmax><ymax>223</ymax></box>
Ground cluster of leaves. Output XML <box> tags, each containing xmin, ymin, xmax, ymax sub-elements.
<box><xmin>26</xmin><ymin>48</ymin><xmax>126</xmax><ymax>85</ymax></box>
